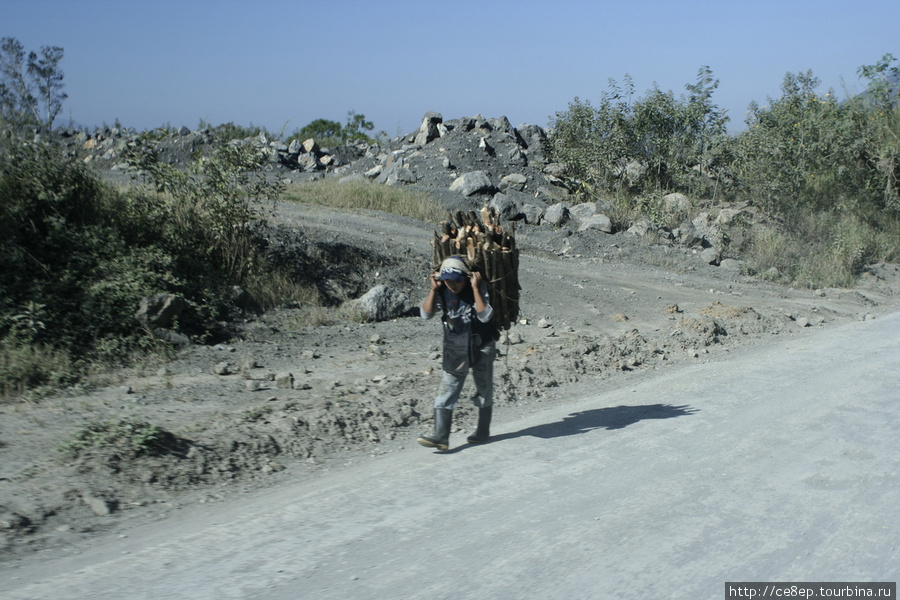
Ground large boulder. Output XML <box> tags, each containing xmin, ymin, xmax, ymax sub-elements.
<box><xmin>449</xmin><ymin>171</ymin><xmax>493</xmax><ymax>196</ymax></box>
<box><xmin>414</xmin><ymin>111</ymin><xmax>443</xmax><ymax>146</ymax></box>
<box><xmin>346</xmin><ymin>285</ymin><xmax>415</xmax><ymax>322</ymax></box>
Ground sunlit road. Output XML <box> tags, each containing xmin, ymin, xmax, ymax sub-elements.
<box><xmin>2</xmin><ymin>313</ymin><xmax>898</xmax><ymax>599</ymax></box>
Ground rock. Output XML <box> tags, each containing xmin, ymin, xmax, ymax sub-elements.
<box><xmin>520</xmin><ymin>202</ymin><xmax>546</xmax><ymax>224</ymax></box>
<box><xmin>499</xmin><ymin>173</ymin><xmax>527</xmax><ymax>192</ymax></box>
<box><xmin>692</xmin><ymin>212</ymin><xmax>724</xmax><ymax>248</ymax></box>
<box><xmin>542</xmin><ymin>163</ymin><xmax>567</xmax><ymax>178</ymax></box>
<box><xmin>623</xmin><ymin>160</ymin><xmax>648</xmax><ymax>183</ymax></box>
<box><xmin>135</xmin><ymin>293</ymin><xmax>187</xmax><ymax>329</ymax></box>
<box><xmin>536</xmin><ymin>185</ymin><xmax>569</xmax><ymax>203</ymax></box>
<box><xmin>346</xmin><ymin>285</ymin><xmax>415</xmax><ymax>322</ymax></box>
<box><xmin>274</xmin><ymin>372</ymin><xmax>294</xmax><ymax>389</ymax></box>
<box><xmin>673</xmin><ymin>221</ymin><xmax>703</xmax><ymax>247</ymax></box>
<box><xmin>796</xmin><ymin>317</ymin><xmax>810</xmax><ymax>328</ymax></box>
<box><xmin>663</xmin><ymin>192</ymin><xmax>691</xmax><ymax>212</ymax></box>
<box><xmin>245</xmin><ymin>380</ymin><xmax>261</xmax><ymax>392</ymax></box>
<box><xmin>489</xmin><ymin>191</ymin><xmax>527</xmax><ymax>221</ymax></box>
<box><xmin>413</xmin><ymin>111</ymin><xmax>443</xmax><ymax>146</ymax></box>
<box><xmin>82</xmin><ymin>493</ymin><xmax>113</xmax><ymax>516</ymax></box>
<box><xmin>627</xmin><ymin>219</ymin><xmax>656</xmax><ymax>238</ymax></box>
<box><xmin>376</xmin><ymin>163</ymin><xmax>417</xmax><ymax>186</ymax></box>
<box><xmin>449</xmin><ymin>171</ymin><xmax>493</xmax><ymax>196</ymax></box>
<box><xmin>701</xmin><ymin>248</ymin><xmax>721</xmax><ymax>265</ymax></box>
<box><xmin>569</xmin><ymin>202</ymin><xmax>597</xmax><ymax>221</ymax></box>
<box><xmin>715</xmin><ymin>208</ymin><xmax>744</xmax><ymax>225</ymax></box>
<box><xmin>214</xmin><ymin>362</ymin><xmax>232</xmax><ymax>375</ymax></box>
<box><xmin>577</xmin><ymin>214</ymin><xmax>613</xmax><ymax>233</ymax></box>
<box><xmin>720</xmin><ymin>258</ymin><xmax>743</xmax><ymax>271</ymax></box>
<box><xmin>543</xmin><ymin>203</ymin><xmax>570</xmax><ymax>227</ymax></box>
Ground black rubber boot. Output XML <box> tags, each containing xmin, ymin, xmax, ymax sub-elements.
<box><xmin>417</xmin><ymin>408</ymin><xmax>452</xmax><ymax>451</ymax></box>
<box><xmin>466</xmin><ymin>406</ymin><xmax>493</xmax><ymax>444</ymax></box>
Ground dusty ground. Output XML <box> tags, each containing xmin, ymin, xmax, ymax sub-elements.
<box><xmin>1</xmin><ymin>196</ymin><xmax>899</xmax><ymax>561</ymax></box>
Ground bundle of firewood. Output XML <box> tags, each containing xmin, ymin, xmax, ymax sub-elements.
<box><xmin>431</xmin><ymin>206</ymin><xmax>520</xmax><ymax>332</ymax></box>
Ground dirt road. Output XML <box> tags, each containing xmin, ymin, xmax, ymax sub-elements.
<box><xmin>2</xmin><ymin>310</ymin><xmax>897</xmax><ymax>600</ymax></box>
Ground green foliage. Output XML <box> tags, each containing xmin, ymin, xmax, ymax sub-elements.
<box><xmin>746</xmin><ymin>209</ymin><xmax>899</xmax><ymax>289</ymax></box>
<box><xmin>550</xmin><ymin>67</ymin><xmax>729</xmax><ymax>197</ymax></box>
<box><xmin>198</xmin><ymin>120</ymin><xmax>268</xmax><ymax>142</ymax></box>
<box><xmin>733</xmin><ymin>71</ymin><xmax>872</xmax><ymax>213</ymax></box>
<box><xmin>0</xmin><ymin>136</ymin><xmax>165</xmax><ymax>356</ymax></box>
<box><xmin>0</xmin><ymin>128</ymin><xmax>296</xmax><ymax>396</ymax></box>
<box><xmin>290</xmin><ymin>118</ymin><xmax>343</xmax><ymax>146</ymax></box>
<box><xmin>125</xmin><ymin>139</ymin><xmax>283</xmax><ymax>283</ymax></box>
<box><xmin>288</xmin><ymin>110</ymin><xmax>376</xmax><ymax>146</ymax></box>
<box><xmin>551</xmin><ymin>56</ymin><xmax>900</xmax><ymax>289</ymax></box>
<box><xmin>0</xmin><ymin>37</ymin><xmax>67</xmax><ymax>128</ymax></box>
<box><xmin>343</xmin><ymin>110</ymin><xmax>374</xmax><ymax>141</ymax></box>
<box><xmin>59</xmin><ymin>420</ymin><xmax>167</xmax><ymax>458</ymax></box>
<box><xmin>857</xmin><ymin>54</ymin><xmax>900</xmax><ymax>210</ymax></box>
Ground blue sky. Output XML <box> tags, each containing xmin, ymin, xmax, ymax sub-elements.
<box><xmin>4</xmin><ymin>0</ymin><xmax>898</xmax><ymax>136</ymax></box>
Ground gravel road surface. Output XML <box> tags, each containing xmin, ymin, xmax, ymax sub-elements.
<box><xmin>2</xmin><ymin>312</ymin><xmax>898</xmax><ymax>600</ymax></box>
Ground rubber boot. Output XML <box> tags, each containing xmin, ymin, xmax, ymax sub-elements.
<box><xmin>417</xmin><ymin>408</ymin><xmax>452</xmax><ymax>451</ymax></box>
<box><xmin>466</xmin><ymin>406</ymin><xmax>493</xmax><ymax>444</ymax></box>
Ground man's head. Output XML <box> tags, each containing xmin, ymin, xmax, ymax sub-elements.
<box><xmin>439</xmin><ymin>256</ymin><xmax>470</xmax><ymax>292</ymax></box>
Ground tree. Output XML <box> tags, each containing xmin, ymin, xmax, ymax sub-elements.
<box><xmin>0</xmin><ymin>37</ymin><xmax>67</xmax><ymax>128</ymax></box>
<box><xmin>343</xmin><ymin>110</ymin><xmax>374</xmax><ymax>141</ymax></box>
<box><xmin>298</xmin><ymin>118</ymin><xmax>343</xmax><ymax>141</ymax></box>
<box><xmin>857</xmin><ymin>54</ymin><xmax>900</xmax><ymax>209</ymax></box>
<box><xmin>28</xmin><ymin>45</ymin><xmax>67</xmax><ymax>127</ymax></box>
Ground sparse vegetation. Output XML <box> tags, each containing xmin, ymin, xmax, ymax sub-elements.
<box><xmin>282</xmin><ymin>177</ymin><xmax>446</xmax><ymax>223</ymax></box>
<box><xmin>286</xmin><ymin>110</ymin><xmax>377</xmax><ymax>147</ymax></box>
<box><xmin>58</xmin><ymin>420</ymin><xmax>170</xmax><ymax>459</ymax></box>
<box><xmin>550</xmin><ymin>55</ymin><xmax>900</xmax><ymax>288</ymax></box>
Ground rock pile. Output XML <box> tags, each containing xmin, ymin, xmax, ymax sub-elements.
<box><xmin>65</xmin><ymin>110</ymin><xmax>752</xmax><ymax>261</ymax></box>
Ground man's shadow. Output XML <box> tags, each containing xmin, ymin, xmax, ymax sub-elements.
<box><xmin>446</xmin><ymin>403</ymin><xmax>697</xmax><ymax>452</ymax></box>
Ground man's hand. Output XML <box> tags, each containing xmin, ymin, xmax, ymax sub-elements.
<box><xmin>430</xmin><ymin>271</ymin><xmax>443</xmax><ymax>291</ymax></box>
<box><xmin>469</xmin><ymin>270</ymin><xmax>482</xmax><ymax>288</ymax></box>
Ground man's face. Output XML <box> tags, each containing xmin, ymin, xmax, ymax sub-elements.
<box><xmin>444</xmin><ymin>278</ymin><xmax>466</xmax><ymax>294</ymax></box>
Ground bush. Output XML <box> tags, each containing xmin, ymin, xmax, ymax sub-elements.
<box><xmin>746</xmin><ymin>209</ymin><xmax>900</xmax><ymax>288</ymax></box>
<box><xmin>0</xmin><ymin>128</ymin><xmax>300</xmax><ymax>396</ymax></box>
<box><xmin>550</xmin><ymin>55</ymin><xmax>900</xmax><ymax>289</ymax></box>
<box><xmin>0</xmin><ymin>136</ymin><xmax>173</xmax><ymax>359</ymax></box>
<box><xmin>550</xmin><ymin>68</ymin><xmax>730</xmax><ymax>198</ymax></box>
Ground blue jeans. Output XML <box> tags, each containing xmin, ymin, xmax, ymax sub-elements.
<box><xmin>433</xmin><ymin>341</ymin><xmax>496</xmax><ymax>410</ymax></box>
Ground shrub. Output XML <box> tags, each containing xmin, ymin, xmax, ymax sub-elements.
<box><xmin>550</xmin><ymin>68</ymin><xmax>730</xmax><ymax>198</ymax></box>
<box><xmin>0</xmin><ymin>128</ymin><xmax>306</xmax><ymax>396</ymax></box>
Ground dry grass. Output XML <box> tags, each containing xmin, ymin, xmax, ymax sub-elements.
<box><xmin>281</xmin><ymin>178</ymin><xmax>446</xmax><ymax>223</ymax></box>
